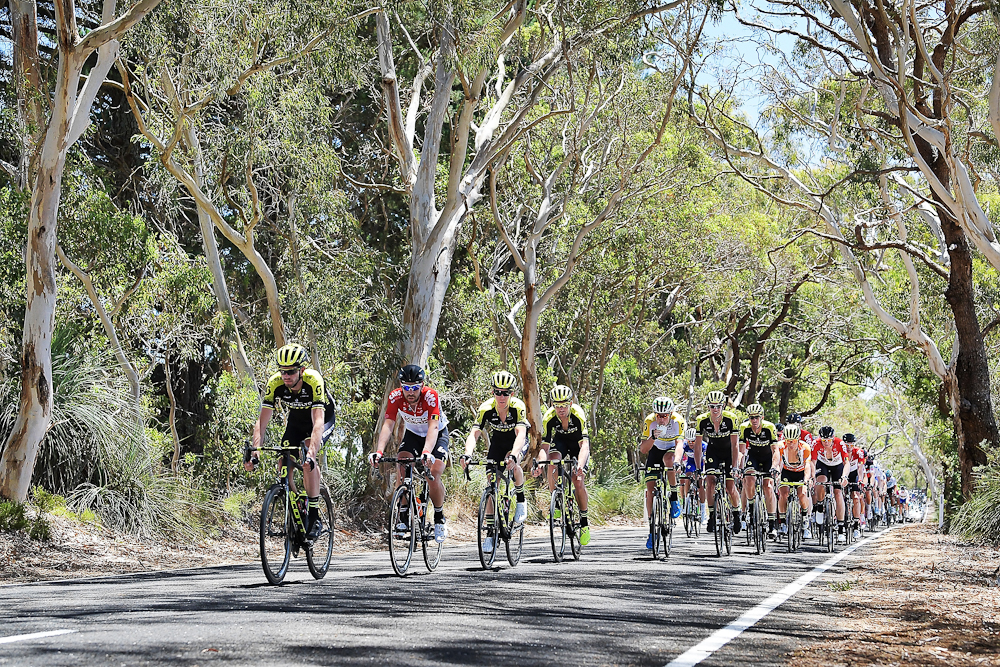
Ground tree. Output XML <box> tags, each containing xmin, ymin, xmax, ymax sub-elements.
<box><xmin>0</xmin><ymin>0</ymin><xmax>163</xmax><ymax>502</ymax></box>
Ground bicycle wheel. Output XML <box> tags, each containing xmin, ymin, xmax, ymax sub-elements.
<box><xmin>388</xmin><ymin>485</ymin><xmax>415</xmax><ymax>576</ymax></box>
<box><xmin>786</xmin><ymin>504</ymin><xmax>795</xmax><ymax>553</ymax></box>
<box><xmin>683</xmin><ymin>493</ymin><xmax>694</xmax><ymax>538</ymax></box>
<box><xmin>306</xmin><ymin>486</ymin><xmax>335</xmax><ymax>579</ymax></box>
<box><xmin>650</xmin><ymin>491</ymin><xmax>662</xmax><ymax>559</ymax></box>
<box><xmin>422</xmin><ymin>516</ymin><xmax>442</xmax><ymax>572</ymax></box>
<box><xmin>260</xmin><ymin>486</ymin><xmax>292</xmax><ymax>584</ymax></box>
<box><xmin>549</xmin><ymin>488</ymin><xmax>566</xmax><ymax>562</ymax></box>
<box><xmin>503</xmin><ymin>490</ymin><xmax>524</xmax><ymax>567</ymax></box>
<box><xmin>692</xmin><ymin>490</ymin><xmax>701</xmax><ymax>538</ymax></box>
<box><xmin>713</xmin><ymin>491</ymin><xmax>724</xmax><ymax>557</ymax></box>
<box><xmin>757</xmin><ymin>496</ymin><xmax>768</xmax><ymax>555</ymax></box>
<box><xmin>824</xmin><ymin>497</ymin><xmax>835</xmax><ymax>553</ymax></box>
<box><xmin>723</xmin><ymin>499</ymin><xmax>733</xmax><ymax>556</ymax></box>
<box><xmin>661</xmin><ymin>492</ymin><xmax>673</xmax><ymax>558</ymax></box>
<box><xmin>477</xmin><ymin>488</ymin><xmax>499</xmax><ymax>569</ymax></box>
<box><xmin>567</xmin><ymin>492</ymin><xmax>582</xmax><ymax>561</ymax></box>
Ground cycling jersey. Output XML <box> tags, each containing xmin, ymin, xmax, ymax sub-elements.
<box><xmin>697</xmin><ymin>410</ymin><xmax>739</xmax><ymax>478</ymax></box>
<box><xmin>681</xmin><ymin>439</ymin><xmax>706</xmax><ymax>474</ymax></box>
<box><xmin>641</xmin><ymin>412</ymin><xmax>686</xmax><ymax>450</ymax></box>
<box><xmin>777</xmin><ymin>439</ymin><xmax>811</xmax><ymax>472</ymax></box>
<box><xmin>542</xmin><ymin>403</ymin><xmax>589</xmax><ymax>458</ymax></box>
<box><xmin>812</xmin><ymin>438</ymin><xmax>848</xmax><ymax>466</ymax></box>
<box><xmin>885</xmin><ymin>471</ymin><xmax>897</xmax><ymax>489</ymax></box>
<box><xmin>740</xmin><ymin>420</ymin><xmax>778</xmax><ymax>448</ymax></box>
<box><xmin>385</xmin><ymin>386</ymin><xmax>449</xmax><ymax>436</ymax></box>
<box><xmin>474</xmin><ymin>397</ymin><xmax>529</xmax><ymax>460</ymax></box>
<box><xmin>847</xmin><ymin>446</ymin><xmax>865</xmax><ymax>472</ymax></box>
<box><xmin>261</xmin><ymin>369</ymin><xmax>336</xmax><ymax>447</ymax></box>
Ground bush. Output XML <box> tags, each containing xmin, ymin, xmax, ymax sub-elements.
<box><xmin>0</xmin><ymin>499</ymin><xmax>51</xmax><ymax>541</ymax></box>
<box><xmin>950</xmin><ymin>451</ymin><xmax>1000</xmax><ymax>546</ymax></box>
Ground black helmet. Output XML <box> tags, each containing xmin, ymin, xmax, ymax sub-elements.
<box><xmin>843</xmin><ymin>433</ymin><xmax>856</xmax><ymax>443</ymax></box>
<box><xmin>787</xmin><ymin>412</ymin><xmax>802</xmax><ymax>424</ymax></box>
<box><xmin>398</xmin><ymin>364</ymin><xmax>426</xmax><ymax>384</ymax></box>
<box><xmin>819</xmin><ymin>425</ymin><xmax>834</xmax><ymax>439</ymax></box>
<box><xmin>775</xmin><ymin>422</ymin><xmax>785</xmax><ymax>433</ymax></box>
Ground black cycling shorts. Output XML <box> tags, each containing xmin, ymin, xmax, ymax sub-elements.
<box><xmin>486</xmin><ymin>432</ymin><xmax>521</xmax><ymax>463</ymax></box>
<box><xmin>704</xmin><ymin>441</ymin><xmax>734</xmax><ymax>480</ymax></box>
<box><xmin>744</xmin><ymin>446</ymin><xmax>772</xmax><ymax>475</ymax></box>
<box><xmin>780</xmin><ymin>468</ymin><xmax>806</xmax><ymax>486</ymax></box>
<box><xmin>816</xmin><ymin>461</ymin><xmax>845</xmax><ymax>482</ymax></box>
<box><xmin>644</xmin><ymin>447</ymin><xmax>674</xmax><ymax>482</ymax></box>
<box><xmin>399</xmin><ymin>427</ymin><xmax>450</xmax><ymax>461</ymax></box>
<box><xmin>281</xmin><ymin>415</ymin><xmax>336</xmax><ymax>453</ymax></box>
<box><xmin>550</xmin><ymin>438</ymin><xmax>582</xmax><ymax>461</ymax></box>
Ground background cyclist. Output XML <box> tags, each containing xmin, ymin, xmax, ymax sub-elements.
<box><xmin>638</xmin><ymin>396</ymin><xmax>686</xmax><ymax>549</ymax></box>
<box><xmin>739</xmin><ymin>403</ymin><xmax>779</xmax><ymax>538</ymax></box>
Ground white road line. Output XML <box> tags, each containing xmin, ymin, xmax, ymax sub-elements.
<box><xmin>0</xmin><ymin>629</ymin><xmax>77</xmax><ymax>645</ymax></box>
<box><xmin>665</xmin><ymin>527</ymin><xmax>893</xmax><ymax>667</ymax></box>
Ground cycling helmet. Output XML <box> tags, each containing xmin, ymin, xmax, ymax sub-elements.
<box><xmin>784</xmin><ymin>424</ymin><xmax>802</xmax><ymax>440</ymax></box>
<box><xmin>684</xmin><ymin>427</ymin><xmax>697</xmax><ymax>441</ymax></box>
<box><xmin>746</xmin><ymin>403</ymin><xmax>764</xmax><ymax>417</ymax></box>
<box><xmin>653</xmin><ymin>396</ymin><xmax>675</xmax><ymax>414</ymax></box>
<box><xmin>706</xmin><ymin>390</ymin><xmax>726</xmax><ymax>406</ymax></box>
<box><xmin>276</xmin><ymin>343</ymin><xmax>309</xmax><ymax>369</ymax></box>
<box><xmin>550</xmin><ymin>385</ymin><xmax>573</xmax><ymax>404</ymax></box>
<box><xmin>819</xmin><ymin>425</ymin><xmax>835</xmax><ymax>439</ymax></box>
<box><xmin>775</xmin><ymin>422</ymin><xmax>785</xmax><ymax>433</ymax></box>
<box><xmin>491</xmin><ymin>370</ymin><xmax>517</xmax><ymax>390</ymax></box>
<box><xmin>398</xmin><ymin>364</ymin><xmax>426</xmax><ymax>384</ymax></box>
<box><xmin>787</xmin><ymin>412</ymin><xmax>802</xmax><ymax>424</ymax></box>
<box><xmin>843</xmin><ymin>433</ymin><xmax>856</xmax><ymax>443</ymax></box>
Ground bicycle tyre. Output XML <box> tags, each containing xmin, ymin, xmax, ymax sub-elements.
<box><xmin>567</xmin><ymin>492</ymin><xmax>582</xmax><ymax>561</ymax></box>
<box><xmin>723</xmin><ymin>498</ymin><xmax>733</xmax><ymax>556</ymax></box>
<box><xmin>661</xmin><ymin>493</ymin><xmax>673</xmax><ymax>558</ymax></box>
<box><xmin>682</xmin><ymin>493</ymin><xmax>693</xmax><ymax>538</ymax></box>
<box><xmin>504</xmin><ymin>491</ymin><xmax>524</xmax><ymax>567</ymax></box>
<box><xmin>422</xmin><ymin>517</ymin><xmax>442</xmax><ymax>572</ymax></box>
<box><xmin>824</xmin><ymin>496</ymin><xmax>835</xmax><ymax>553</ymax></box>
<box><xmin>388</xmin><ymin>485</ymin><xmax>415</xmax><ymax>576</ymax></box>
<box><xmin>758</xmin><ymin>496</ymin><xmax>768</xmax><ymax>555</ymax></box>
<box><xmin>549</xmin><ymin>488</ymin><xmax>566</xmax><ymax>562</ymax></box>
<box><xmin>306</xmin><ymin>486</ymin><xmax>335</xmax><ymax>579</ymax></box>
<box><xmin>477</xmin><ymin>488</ymin><xmax>499</xmax><ymax>569</ymax></box>
<box><xmin>260</xmin><ymin>485</ymin><xmax>291</xmax><ymax>584</ymax></box>
<box><xmin>713</xmin><ymin>490</ymin><xmax>724</xmax><ymax>557</ymax></box>
<box><xmin>786</xmin><ymin>504</ymin><xmax>795</xmax><ymax>553</ymax></box>
<box><xmin>650</xmin><ymin>490</ymin><xmax>662</xmax><ymax>559</ymax></box>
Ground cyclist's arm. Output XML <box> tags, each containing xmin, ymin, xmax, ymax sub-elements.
<box><xmin>729</xmin><ymin>432</ymin><xmax>739</xmax><ymax>469</ymax></box>
<box><xmin>694</xmin><ymin>435</ymin><xmax>703</xmax><ymax>468</ymax></box>
<box><xmin>513</xmin><ymin>424</ymin><xmax>528</xmax><ymax>462</ymax></box>
<box><xmin>252</xmin><ymin>407</ymin><xmax>273</xmax><ymax>451</ymax></box>
<box><xmin>464</xmin><ymin>426</ymin><xmax>482</xmax><ymax>459</ymax></box>
<box><xmin>374</xmin><ymin>416</ymin><xmax>396</xmax><ymax>457</ymax></box>
<box><xmin>578</xmin><ymin>437</ymin><xmax>590</xmax><ymax>471</ymax></box>
<box><xmin>422</xmin><ymin>417</ymin><xmax>440</xmax><ymax>457</ymax></box>
<box><xmin>308</xmin><ymin>406</ymin><xmax>324</xmax><ymax>461</ymax></box>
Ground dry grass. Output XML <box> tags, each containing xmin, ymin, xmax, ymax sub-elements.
<box><xmin>791</xmin><ymin>523</ymin><xmax>1000</xmax><ymax>667</ymax></box>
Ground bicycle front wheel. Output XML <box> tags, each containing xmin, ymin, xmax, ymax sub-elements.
<box><xmin>549</xmin><ymin>489</ymin><xmax>566</xmax><ymax>562</ymax></box>
<box><xmin>478</xmin><ymin>488</ymin><xmax>499</xmax><ymax>569</ymax></box>
<box><xmin>683</xmin><ymin>494</ymin><xmax>694</xmax><ymax>538</ymax></box>
<box><xmin>306</xmin><ymin>486</ymin><xmax>336</xmax><ymax>579</ymax></box>
<box><xmin>723</xmin><ymin>500</ymin><xmax>733</xmax><ymax>556</ymax></box>
<box><xmin>422</xmin><ymin>516</ymin><xmax>442</xmax><ymax>572</ymax></box>
<box><xmin>502</xmin><ymin>491</ymin><xmax>524</xmax><ymax>567</ymax></box>
<box><xmin>260</xmin><ymin>486</ymin><xmax>291</xmax><ymax>585</ymax></box>
<box><xmin>661</xmin><ymin>493</ymin><xmax>673</xmax><ymax>558</ymax></box>
<box><xmin>650</xmin><ymin>492</ymin><xmax>662</xmax><ymax>559</ymax></box>
<box><xmin>567</xmin><ymin>493</ymin><xmax>581</xmax><ymax>561</ymax></box>
<box><xmin>713</xmin><ymin>492</ymin><xmax>724</xmax><ymax>557</ymax></box>
<box><xmin>824</xmin><ymin>498</ymin><xmax>835</xmax><ymax>553</ymax></box>
<box><xmin>388</xmin><ymin>485</ymin><xmax>415</xmax><ymax>576</ymax></box>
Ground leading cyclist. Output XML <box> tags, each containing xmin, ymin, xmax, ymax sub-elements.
<box><xmin>694</xmin><ymin>390</ymin><xmax>741</xmax><ymax>535</ymax></box>
<box><xmin>246</xmin><ymin>344</ymin><xmax>336</xmax><ymax>540</ymax></box>
<box><xmin>639</xmin><ymin>396</ymin><xmax>686</xmax><ymax>549</ymax></box>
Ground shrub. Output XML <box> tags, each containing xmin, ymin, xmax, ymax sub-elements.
<box><xmin>950</xmin><ymin>450</ymin><xmax>1000</xmax><ymax>546</ymax></box>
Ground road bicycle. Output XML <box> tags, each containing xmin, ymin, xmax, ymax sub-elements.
<box><xmin>815</xmin><ymin>479</ymin><xmax>838</xmax><ymax>553</ymax></box>
<box><xmin>706</xmin><ymin>469</ymin><xmax>733</xmax><ymax>557</ymax></box>
<box><xmin>635</xmin><ymin>462</ymin><xmax>674</xmax><ymax>559</ymax></box>
<box><xmin>778</xmin><ymin>476</ymin><xmax>806</xmax><ymax>553</ymax></box>
<box><xmin>251</xmin><ymin>442</ymin><xmax>335</xmax><ymax>585</ymax></box>
<box><xmin>742</xmin><ymin>470</ymin><xmax>769</xmax><ymax>555</ymax></box>
<box><xmin>376</xmin><ymin>456</ymin><xmax>442</xmax><ymax>576</ymax></box>
<box><xmin>681</xmin><ymin>472</ymin><xmax>701</xmax><ymax>538</ymax></box>
<box><xmin>534</xmin><ymin>458</ymin><xmax>583</xmax><ymax>562</ymax></box>
<box><xmin>464</xmin><ymin>457</ymin><xmax>524</xmax><ymax>569</ymax></box>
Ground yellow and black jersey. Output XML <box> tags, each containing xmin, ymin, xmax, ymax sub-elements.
<box><xmin>474</xmin><ymin>397</ymin><xmax>529</xmax><ymax>434</ymax></box>
<box><xmin>641</xmin><ymin>412</ymin><xmax>685</xmax><ymax>450</ymax></box>
<box><xmin>696</xmin><ymin>410</ymin><xmax>740</xmax><ymax>448</ymax></box>
<box><xmin>542</xmin><ymin>404</ymin><xmax>589</xmax><ymax>446</ymax></box>
<box><xmin>262</xmin><ymin>369</ymin><xmax>335</xmax><ymax>428</ymax></box>
<box><xmin>739</xmin><ymin>420</ymin><xmax>778</xmax><ymax>448</ymax></box>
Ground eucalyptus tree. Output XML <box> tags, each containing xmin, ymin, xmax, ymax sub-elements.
<box><xmin>0</xmin><ymin>0</ymin><xmax>163</xmax><ymax>502</ymax></box>
<box><xmin>694</xmin><ymin>0</ymin><xmax>1000</xmax><ymax>497</ymax></box>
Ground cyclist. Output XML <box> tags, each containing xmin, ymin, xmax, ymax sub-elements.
<box><xmin>460</xmin><ymin>370</ymin><xmax>530</xmax><ymax>551</ymax></box>
<box><xmin>771</xmin><ymin>423</ymin><xmax>813</xmax><ymax>538</ymax></box>
<box><xmin>739</xmin><ymin>404</ymin><xmax>779</xmax><ymax>538</ymax></box>
<box><xmin>678</xmin><ymin>427</ymin><xmax>706</xmax><ymax>525</ymax></box>
<box><xmin>844</xmin><ymin>434</ymin><xmax>865</xmax><ymax>539</ymax></box>
<box><xmin>694</xmin><ymin>390</ymin><xmax>741</xmax><ymax>534</ymax></box>
<box><xmin>639</xmin><ymin>397</ymin><xmax>686</xmax><ymax>549</ymax></box>
<box><xmin>369</xmin><ymin>364</ymin><xmax>450</xmax><ymax>543</ymax></box>
<box><xmin>867</xmin><ymin>456</ymin><xmax>886</xmax><ymax>521</ymax></box>
<box><xmin>811</xmin><ymin>425</ymin><xmax>849</xmax><ymax>544</ymax></box>
<box><xmin>246</xmin><ymin>344</ymin><xmax>336</xmax><ymax>540</ymax></box>
<box><xmin>534</xmin><ymin>385</ymin><xmax>592</xmax><ymax>546</ymax></box>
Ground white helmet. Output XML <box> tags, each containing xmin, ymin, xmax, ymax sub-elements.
<box><xmin>784</xmin><ymin>424</ymin><xmax>802</xmax><ymax>440</ymax></box>
<box><xmin>706</xmin><ymin>390</ymin><xmax>726</xmax><ymax>407</ymax></box>
<box><xmin>652</xmin><ymin>396</ymin><xmax>675</xmax><ymax>414</ymax></box>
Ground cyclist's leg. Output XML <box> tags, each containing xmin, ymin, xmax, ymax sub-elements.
<box><xmin>547</xmin><ymin>444</ymin><xmax>565</xmax><ymax>492</ymax></box>
<box><xmin>426</xmin><ymin>428</ymin><xmax>449</xmax><ymax>508</ymax></box>
<box><xmin>644</xmin><ymin>447</ymin><xmax>665</xmax><ymax>517</ymax></box>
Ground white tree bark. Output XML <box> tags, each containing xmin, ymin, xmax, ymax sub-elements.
<box><xmin>0</xmin><ymin>0</ymin><xmax>164</xmax><ymax>502</ymax></box>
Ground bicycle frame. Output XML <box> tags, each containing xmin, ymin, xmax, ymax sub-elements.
<box><xmin>706</xmin><ymin>469</ymin><xmax>732</xmax><ymax>557</ymax></box>
<box><xmin>534</xmin><ymin>458</ymin><xmax>582</xmax><ymax>562</ymax></box>
<box><xmin>637</xmin><ymin>463</ymin><xmax>673</xmax><ymax>559</ymax></box>
<box><xmin>465</xmin><ymin>458</ymin><xmax>524</xmax><ymax>568</ymax></box>
<box><xmin>378</xmin><ymin>456</ymin><xmax>442</xmax><ymax>576</ymax></box>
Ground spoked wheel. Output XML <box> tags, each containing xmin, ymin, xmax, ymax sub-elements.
<box><xmin>661</xmin><ymin>500</ymin><xmax>673</xmax><ymax>558</ymax></box>
<box><xmin>478</xmin><ymin>489</ymin><xmax>499</xmax><ymax>569</ymax></box>
<box><xmin>306</xmin><ymin>487</ymin><xmax>336</xmax><ymax>579</ymax></box>
<box><xmin>503</xmin><ymin>492</ymin><xmax>524</xmax><ymax>567</ymax></box>
<box><xmin>786</xmin><ymin>505</ymin><xmax>796</xmax><ymax>553</ymax></box>
<box><xmin>824</xmin><ymin>499</ymin><xmax>835</xmax><ymax>553</ymax></box>
<box><xmin>650</xmin><ymin>492</ymin><xmax>662</xmax><ymax>559</ymax></box>
<box><xmin>683</xmin><ymin>494</ymin><xmax>694</xmax><ymax>538</ymax></box>
<box><xmin>388</xmin><ymin>485</ymin><xmax>415</xmax><ymax>576</ymax></box>
<box><xmin>260</xmin><ymin>486</ymin><xmax>292</xmax><ymax>584</ymax></box>
<box><xmin>549</xmin><ymin>488</ymin><xmax>566</xmax><ymax>562</ymax></box>
<box><xmin>758</xmin><ymin>500</ymin><xmax>768</xmax><ymax>555</ymax></box>
<box><xmin>568</xmin><ymin>496</ymin><xmax>582</xmax><ymax>561</ymax></box>
<box><xmin>713</xmin><ymin>492</ymin><xmax>725</xmax><ymax>557</ymax></box>
<box><xmin>421</xmin><ymin>516</ymin><xmax>442</xmax><ymax>572</ymax></box>
<box><xmin>723</xmin><ymin>502</ymin><xmax>733</xmax><ymax>556</ymax></box>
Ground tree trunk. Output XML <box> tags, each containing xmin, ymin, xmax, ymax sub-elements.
<box><xmin>164</xmin><ymin>356</ymin><xmax>182</xmax><ymax>473</ymax></box>
<box><xmin>399</xmin><ymin>231</ymin><xmax>459</xmax><ymax>366</ymax></box>
<box><xmin>939</xmin><ymin>212</ymin><xmax>997</xmax><ymax>499</ymax></box>
<box><xmin>518</xmin><ymin>284</ymin><xmax>544</xmax><ymax>456</ymax></box>
<box><xmin>10</xmin><ymin>0</ymin><xmax>43</xmax><ymax>188</ymax></box>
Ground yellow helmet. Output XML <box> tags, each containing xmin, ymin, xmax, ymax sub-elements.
<box><xmin>276</xmin><ymin>344</ymin><xmax>308</xmax><ymax>369</ymax></box>
<box><xmin>746</xmin><ymin>403</ymin><xmax>764</xmax><ymax>417</ymax></box>
<box><xmin>550</xmin><ymin>385</ymin><xmax>573</xmax><ymax>404</ymax></box>
<box><xmin>491</xmin><ymin>370</ymin><xmax>517</xmax><ymax>390</ymax></box>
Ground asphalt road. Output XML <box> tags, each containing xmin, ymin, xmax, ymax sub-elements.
<box><xmin>0</xmin><ymin>523</ymin><xmax>890</xmax><ymax>666</ymax></box>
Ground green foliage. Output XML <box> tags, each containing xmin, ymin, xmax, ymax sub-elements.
<box><xmin>0</xmin><ymin>499</ymin><xmax>52</xmax><ymax>541</ymax></box>
<box><xmin>949</xmin><ymin>451</ymin><xmax>1000</xmax><ymax>546</ymax></box>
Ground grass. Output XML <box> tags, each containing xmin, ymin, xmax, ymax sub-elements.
<box><xmin>0</xmin><ymin>497</ymin><xmax>52</xmax><ymax>541</ymax></box>
<box><xmin>950</xmin><ymin>451</ymin><xmax>1000</xmax><ymax>546</ymax></box>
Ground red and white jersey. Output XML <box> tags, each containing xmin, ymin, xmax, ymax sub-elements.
<box><xmin>811</xmin><ymin>437</ymin><xmax>848</xmax><ymax>466</ymax></box>
<box><xmin>385</xmin><ymin>386</ymin><xmax>449</xmax><ymax>436</ymax></box>
<box><xmin>847</xmin><ymin>446</ymin><xmax>865</xmax><ymax>472</ymax></box>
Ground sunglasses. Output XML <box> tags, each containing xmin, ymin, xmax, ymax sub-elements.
<box><xmin>554</xmin><ymin>401</ymin><xmax>571</xmax><ymax>407</ymax></box>
<box><xmin>709</xmin><ymin>403</ymin><xmax>723</xmax><ymax>409</ymax></box>
<box><xmin>656</xmin><ymin>412</ymin><xmax>669</xmax><ymax>418</ymax></box>
<box><xmin>280</xmin><ymin>369</ymin><xmax>298</xmax><ymax>377</ymax></box>
<box><xmin>493</xmin><ymin>389</ymin><xmax>512</xmax><ymax>396</ymax></box>
<box><xmin>401</xmin><ymin>383</ymin><xmax>422</xmax><ymax>392</ymax></box>
<box><xmin>750</xmin><ymin>415</ymin><xmax>762</xmax><ymax>419</ymax></box>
